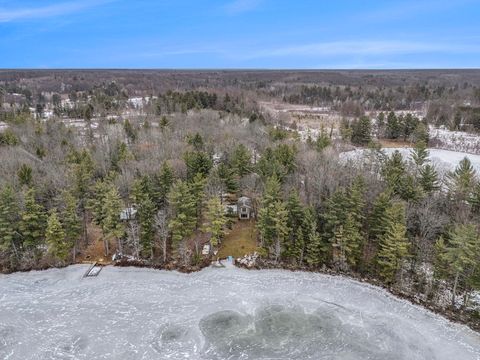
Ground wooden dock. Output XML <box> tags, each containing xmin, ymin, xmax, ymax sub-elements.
<box><xmin>83</xmin><ymin>262</ymin><xmax>104</xmax><ymax>277</ymax></box>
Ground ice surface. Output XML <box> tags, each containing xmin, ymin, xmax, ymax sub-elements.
<box><xmin>0</xmin><ymin>265</ymin><xmax>479</xmax><ymax>359</ymax></box>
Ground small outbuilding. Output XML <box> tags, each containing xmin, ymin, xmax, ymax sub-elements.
<box><xmin>237</xmin><ymin>196</ymin><xmax>252</xmax><ymax>220</ymax></box>
<box><xmin>202</xmin><ymin>244</ymin><xmax>211</xmax><ymax>255</ymax></box>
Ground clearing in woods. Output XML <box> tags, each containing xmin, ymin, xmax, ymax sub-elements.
<box><xmin>217</xmin><ymin>220</ymin><xmax>258</xmax><ymax>259</ymax></box>
<box><xmin>76</xmin><ymin>223</ymin><xmax>113</xmax><ymax>265</ymax></box>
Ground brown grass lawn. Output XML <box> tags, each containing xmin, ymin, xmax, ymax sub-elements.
<box><xmin>379</xmin><ymin>139</ymin><xmax>413</xmax><ymax>148</ymax></box>
<box><xmin>217</xmin><ymin>219</ymin><xmax>259</xmax><ymax>259</ymax></box>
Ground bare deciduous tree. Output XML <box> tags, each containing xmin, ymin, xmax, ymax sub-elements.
<box><xmin>154</xmin><ymin>210</ymin><xmax>169</xmax><ymax>263</ymax></box>
<box><xmin>126</xmin><ymin>220</ymin><xmax>140</xmax><ymax>259</ymax></box>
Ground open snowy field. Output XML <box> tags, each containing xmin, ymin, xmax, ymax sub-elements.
<box><xmin>0</xmin><ymin>265</ymin><xmax>479</xmax><ymax>360</ymax></box>
<box><xmin>342</xmin><ymin>147</ymin><xmax>480</xmax><ymax>174</ymax></box>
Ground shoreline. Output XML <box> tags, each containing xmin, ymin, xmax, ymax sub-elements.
<box><xmin>3</xmin><ymin>259</ymin><xmax>479</xmax><ymax>333</ymax></box>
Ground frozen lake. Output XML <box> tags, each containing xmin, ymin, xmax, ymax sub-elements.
<box><xmin>1</xmin><ymin>265</ymin><xmax>479</xmax><ymax>359</ymax></box>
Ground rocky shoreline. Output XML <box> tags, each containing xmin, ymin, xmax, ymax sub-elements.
<box><xmin>113</xmin><ymin>257</ymin><xmax>212</xmax><ymax>273</ymax></box>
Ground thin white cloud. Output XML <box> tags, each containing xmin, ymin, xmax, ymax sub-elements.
<box><xmin>360</xmin><ymin>0</ymin><xmax>476</xmax><ymax>22</ymax></box>
<box><xmin>224</xmin><ymin>0</ymin><xmax>262</xmax><ymax>15</ymax></box>
<box><xmin>0</xmin><ymin>0</ymin><xmax>113</xmax><ymax>23</ymax></box>
<box><xmin>243</xmin><ymin>40</ymin><xmax>480</xmax><ymax>59</ymax></box>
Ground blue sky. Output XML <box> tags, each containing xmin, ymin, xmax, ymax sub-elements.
<box><xmin>0</xmin><ymin>0</ymin><xmax>479</xmax><ymax>68</ymax></box>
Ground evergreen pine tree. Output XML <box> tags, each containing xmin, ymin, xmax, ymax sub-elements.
<box><xmin>377</xmin><ymin>202</ymin><xmax>409</xmax><ymax>283</ymax></box>
<box><xmin>469</xmin><ymin>182</ymin><xmax>480</xmax><ymax>213</ymax></box>
<box><xmin>315</xmin><ymin>126</ymin><xmax>332</xmax><ymax>151</ymax></box>
<box><xmin>19</xmin><ymin>188</ymin><xmax>46</xmax><ymax>250</ymax></box>
<box><xmin>101</xmin><ymin>185</ymin><xmax>124</xmax><ymax>256</ymax></box>
<box><xmin>383</xmin><ymin>151</ymin><xmax>421</xmax><ymax>201</ymax></box>
<box><xmin>184</xmin><ymin>150</ymin><xmax>212</xmax><ymax>180</ymax></box>
<box><xmin>187</xmin><ymin>133</ymin><xmax>205</xmax><ymax>150</ymax></box>
<box><xmin>152</xmin><ymin>162</ymin><xmax>174</xmax><ymax>209</ymax></box>
<box><xmin>217</xmin><ymin>163</ymin><xmax>238</xmax><ymax>194</ymax></box>
<box><xmin>257</xmin><ymin>176</ymin><xmax>282</xmax><ymax>250</ymax></box>
<box><xmin>323</xmin><ymin>179</ymin><xmax>365</xmax><ymax>267</ymax></box>
<box><xmin>382</xmin><ymin>151</ymin><xmax>406</xmax><ymax>190</ymax></box>
<box><xmin>231</xmin><ymin>144</ymin><xmax>252</xmax><ymax>177</ymax></box>
<box><xmin>45</xmin><ymin>209</ymin><xmax>68</xmax><ymax>262</ymax></box>
<box><xmin>436</xmin><ymin>224</ymin><xmax>480</xmax><ymax>306</ymax></box>
<box><xmin>61</xmin><ymin>191</ymin><xmax>81</xmax><ymax>261</ymax></box>
<box><xmin>132</xmin><ymin>178</ymin><xmax>156</xmax><ymax>258</ymax></box>
<box><xmin>411</xmin><ymin>141</ymin><xmax>429</xmax><ymax>168</ymax></box>
<box><xmin>17</xmin><ymin>164</ymin><xmax>33</xmax><ymax>187</ymax></box>
<box><xmin>190</xmin><ymin>173</ymin><xmax>206</xmax><ymax>227</ymax></box>
<box><xmin>377</xmin><ymin>112</ymin><xmax>385</xmax><ymax>129</ymax></box>
<box><xmin>323</xmin><ymin>189</ymin><xmax>349</xmax><ymax>241</ymax></box>
<box><xmin>159</xmin><ymin>116</ymin><xmax>169</xmax><ymax>130</ymax></box>
<box><xmin>285</xmin><ymin>191</ymin><xmax>304</xmax><ymax>259</ymax></box>
<box><xmin>293</xmin><ymin>225</ymin><xmax>305</xmax><ymax>265</ymax></box>
<box><xmin>168</xmin><ymin>180</ymin><xmax>197</xmax><ymax>249</ymax></box>
<box><xmin>270</xmin><ymin>200</ymin><xmax>289</xmax><ymax>263</ymax></box>
<box><xmin>202</xmin><ymin>197</ymin><xmax>228</xmax><ymax>248</ymax></box>
<box><xmin>69</xmin><ymin>149</ymin><xmax>94</xmax><ymax>243</ymax></box>
<box><xmin>0</xmin><ymin>185</ymin><xmax>20</xmax><ymax>267</ymax></box>
<box><xmin>412</xmin><ymin>122</ymin><xmax>429</xmax><ymax>144</ymax></box>
<box><xmin>368</xmin><ymin>190</ymin><xmax>392</xmax><ymax>244</ymax></box>
<box><xmin>332</xmin><ymin>224</ymin><xmax>348</xmax><ymax>271</ymax></box>
<box><xmin>351</xmin><ymin>116</ymin><xmax>372</xmax><ymax>145</ymax></box>
<box><xmin>305</xmin><ymin>208</ymin><xmax>322</xmax><ymax>267</ymax></box>
<box><xmin>90</xmin><ymin>180</ymin><xmax>110</xmax><ymax>227</ymax></box>
<box><xmin>447</xmin><ymin>157</ymin><xmax>476</xmax><ymax>201</ymax></box>
<box><xmin>403</xmin><ymin>114</ymin><xmax>419</xmax><ymax>141</ymax></box>
<box><xmin>386</xmin><ymin>111</ymin><xmax>400</xmax><ymax>139</ymax></box>
<box><xmin>333</xmin><ymin>213</ymin><xmax>364</xmax><ymax>269</ymax></box>
<box><xmin>419</xmin><ymin>164</ymin><xmax>440</xmax><ymax>193</ymax></box>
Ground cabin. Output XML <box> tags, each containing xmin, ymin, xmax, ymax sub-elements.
<box><xmin>237</xmin><ymin>196</ymin><xmax>252</xmax><ymax>220</ymax></box>
<box><xmin>120</xmin><ymin>207</ymin><xmax>137</xmax><ymax>221</ymax></box>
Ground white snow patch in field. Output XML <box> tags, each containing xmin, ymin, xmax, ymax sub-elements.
<box><xmin>342</xmin><ymin>147</ymin><xmax>480</xmax><ymax>174</ymax></box>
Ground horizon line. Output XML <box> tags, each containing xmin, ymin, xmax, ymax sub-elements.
<box><xmin>0</xmin><ymin>67</ymin><xmax>480</xmax><ymax>72</ymax></box>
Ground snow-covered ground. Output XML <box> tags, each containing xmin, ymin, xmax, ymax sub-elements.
<box><xmin>342</xmin><ymin>147</ymin><xmax>480</xmax><ymax>174</ymax></box>
<box><xmin>0</xmin><ymin>265</ymin><xmax>479</xmax><ymax>359</ymax></box>
<box><xmin>0</xmin><ymin>121</ymin><xmax>8</xmax><ymax>132</ymax></box>
<box><xmin>430</xmin><ymin>127</ymin><xmax>480</xmax><ymax>154</ymax></box>
<box><xmin>128</xmin><ymin>96</ymin><xmax>157</xmax><ymax>109</ymax></box>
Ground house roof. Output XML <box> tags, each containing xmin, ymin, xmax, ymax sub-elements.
<box><xmin>237</xmin><ymin>196</ymin><xmax>252</xmax><ymax>208</ymax></box>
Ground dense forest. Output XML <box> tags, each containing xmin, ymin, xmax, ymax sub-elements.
<box><xmin>1</xmin><ymin>70</ymin><xmax>480</xmax><ymax>328</ymax></box>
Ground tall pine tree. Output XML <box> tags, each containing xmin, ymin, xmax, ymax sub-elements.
<box><xmin>202</xmin><ymin>197</ymin><xmax>228</xmax><ymax>248</ymax></box>
<box><xmin>101</xmin><ymin>184</ymin><xmax>124</xmax><ymax>256</ymax></box>
<box><xmin>436</xmin><ymin>224</ymin><xmax>480</xmax><ymax>306</ymax></box>
<box><xmin>168</xmin><ymin>180</ymin><xmax>197</xmax><ymax>250</ymax></box>
<box><xmin>45</xmin><ymin>209</ymin><xmax>68</xmax><ymax>262</ymax></box>
<box><xmin>19</xmin><ymin>188</ymin><xmax>46</xmax><ymax>251</ymax></box>
<box><xmin>61</xmin><ymin>191</ymin><xmax>81</xmax><ymax>262</ymax></box>
<box><xmin>0</xmin><ymin>185</ymin><xmax>20</xmax><ymax>268</ymax></box>
<box><xmin>377</xmin><ymin>202</ymin><xmax>409</xmax><ymax>283</ymax></box>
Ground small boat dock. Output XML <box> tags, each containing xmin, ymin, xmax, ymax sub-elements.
<box><xmin>83</xmin><ymin>262</ymin><xmax>104</xmax><ymax>277</ymax></box>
